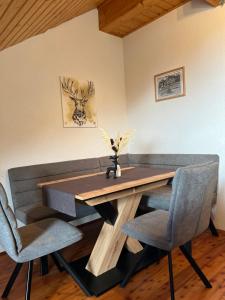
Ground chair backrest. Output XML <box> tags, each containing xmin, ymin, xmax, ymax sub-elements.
<box><xmin>167</xmin><ymin>162</ymin><xmax>218</xmax><ymax>248</ymax></box>
<box><xmin>0</xmin><ymin>183</ymin><xmax>22</xmax><ymax>260</ymax></box>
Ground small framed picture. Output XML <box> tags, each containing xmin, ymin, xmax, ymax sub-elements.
<box><xmin>154</xmin><ymin>67</ymin><xmax>186</xmax><ymax>102</ymax></box>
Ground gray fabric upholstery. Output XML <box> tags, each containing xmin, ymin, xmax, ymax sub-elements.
<box><xmin>8</xmin><ymin>155</ymin><xmax>128</xmax><ymax>225</ymax></box>
<box><xmin>123</xmin><ymin>210</ymin><xmax>170</xmax><ymax>250</ymax></box>
<box><xmin>142</xmin><ymin>185</ymin><xmax>171</xmax><ymax>211</ymax></box>
<box><xmin>0</xmin><ymin>184</ymin><xmax>19</xmax><ymax>258</ymax></box>
<box><xmin>129</xmin><ymin>153</ymin><xmax>219</xmax><ymax>169</ymax></box>
<box><xmin>8</xmin><ymin>154</ymin><xmax>219</xmax><ymax>226</ymax></box>
<box><xmin>15</xmin><ymin>203</ymin><xmax>62</xmax><ymax>224</ymax></box>
<box><xmin>168</xmin><ymin>162</ymin><xmax>218</xmax><ymax>247</ymax></box>
<box><xmin>17</xmin><ymin>218</ymin><xmax>82</xmax><ymax>262</ymax></box>
<box><xmin>0</xmin><ymin>183</ymin><xmax>82</xmax><ymax>263</ymax></box>
<box><xmin>8</xmin><ymin>158</ymin><xmax>101</xmax><ymax>224</ymax></box>
<box><xmin>0</xmin><ymin>184</ymin><xmax>22</xmax><ymax>252</ymax></box>
<box><xmin>123</xmin><ymin>162</ymin><xmax>219</xmax><ymax>251</ymax></box>
<box><xmin>139</xmin><ymin>154</ymin><xmax>219</xmax><ymax>210</ymax></box>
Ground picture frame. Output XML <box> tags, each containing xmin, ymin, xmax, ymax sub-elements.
<box><xmin>154</xmin><ymin>67</ymin><xmax>186</xmax><ymax>102</ymax></box>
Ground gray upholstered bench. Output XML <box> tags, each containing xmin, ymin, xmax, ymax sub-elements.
<box><xmin>8</xmin><ymin>155</ymin><xmax>129</xmax><ymax>226</ymax></box>
<box><xmin>8</xmin><ymin>153</ymin><xmax>219</xmax><ymax>230</ymax></box>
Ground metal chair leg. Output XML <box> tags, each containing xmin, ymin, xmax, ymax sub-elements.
<box><xmin>121</xmin><ymin>245</ymin><xmax>151</xmax><ymax>288</ymax></box>
<box><xmin>209</xmin><ymin>218</ymin><xmax>219</xmax><ymax>237</ymax></box>
<box><xmin>25</xmin><ymin>261</ymin><xmax>33</xmax><ymax>300</ymax></box>
<box><xmin>50</xmin><ymin>253</ymin><xmax>64</xmax><ymax>272</ymax></box>
<box><xmin>40</xmin><ymin>255</ymin><xmax>49</xmax><ymax>276</ymax></box>
<box><xmin>180</xmin><ymin>245</ymin><xmax>212</xmax><ymax>288</ymax></box>
<box><xmin>2</xmin><ymin>263</ymin><xmax>23</xmax><ymax>298</ymax></box>
<box><xmin>168</xmin><ymin>252</ymin><xmax>175</xmax><ymax>300</ymax></box>
<box><xmin>52</xmin><ymin>252</ymin><xmax>92</xmax><ymax>297</ymax></box>
<box><xmin>184</xmin><ymin>240</ymin><xmax>192</xmax><ymax>256</ymax></box>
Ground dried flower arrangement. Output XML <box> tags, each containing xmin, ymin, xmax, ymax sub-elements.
<box><xmin>100</xmin><ymin>128</ymin><xmax>134</xmax><ymax>178</ymax></box>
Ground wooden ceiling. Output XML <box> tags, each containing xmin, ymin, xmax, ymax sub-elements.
<box><xmin>0</xmin><ymin>0</ymin><xmax>104</xmax><ymax>51</ymax></box>
<box><xmin>98</xmin><ymin>0</ymin><xmax>190</xmax><ymax>37</ymax></box>
<box><xmin>0</xmin><ymin>0</ymin><xmax>221</xmax><ymax>51</ymax></box>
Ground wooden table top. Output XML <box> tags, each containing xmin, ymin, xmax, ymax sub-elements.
<box><xmin>39</xmin><ymin>167</ymin><xmax>175</xmax><ymax>201</ymax></box>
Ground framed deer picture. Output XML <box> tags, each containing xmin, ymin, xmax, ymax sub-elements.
<box><xmin>60</xmin><ymin>76</ymin><xmax>97</xmax><ymax>128</ymax></box>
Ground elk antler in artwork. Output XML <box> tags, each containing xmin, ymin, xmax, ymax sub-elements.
<box><xmin>61</xmin><ymin>77</ymin><xmax>95</xmax><ymax>126</ymax></box>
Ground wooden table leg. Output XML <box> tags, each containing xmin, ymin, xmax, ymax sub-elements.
<box><xmin>85</xmin><ymin>193</ymin><xmax>142</xmax><ymax>276</ymax></box>
<box><xmin>126</xmin><ymin>237</ymin><xmax>143</xmax><ymax>254</ymax></box>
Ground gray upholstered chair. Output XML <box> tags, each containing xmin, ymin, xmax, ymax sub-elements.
<box><xmin>0</xmin><ymin>183</ymin><xmax>91</xmax><ymax>300</ymax></box>
<box><xmin>121</xmin><ymin>162</ymin><xmax>218</xmax><ymax>300</ymax></box>
<box><xmin>142</xmin><ymin>179</ymin><xmax>219</xmax><ymax>236</ymax></box>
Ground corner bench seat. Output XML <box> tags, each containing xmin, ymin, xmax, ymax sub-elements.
<box><xmin>8</xmin><ymin>155</ymin><xmax>129</xmax><ymax>225</ymax></box>
<box><xmin>8</xmin><ymin>153</ymin><xmax>218</xmax><ymax>226</ymax></box>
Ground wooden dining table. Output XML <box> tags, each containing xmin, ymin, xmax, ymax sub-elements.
<box><xmin>38</xmin><ymin>166</ymin><xmax>175</xmax><ymax>296</ymax></box>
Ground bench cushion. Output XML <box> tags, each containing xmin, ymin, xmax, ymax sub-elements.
<box><xmin>15</xmin><ymin>203</ymin><xmax>76</xmax><ymax>224</ymax></box>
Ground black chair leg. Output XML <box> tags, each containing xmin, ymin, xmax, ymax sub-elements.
<box><xmin>52</xmin><ymin>252</ymin><xmax>92</xmax><ymax>297</ymax></box>
<box><xmin>25</xmin><ymin>261</ymin><xmax>33</xmax><ymax>300</ymax></box>
<box><xmin>184</xmin><ymin>240</ymin><xmax>192</xmax><ymax>256</ymax></box>
<box><xmin>180</xmin><ymin>245</ymin><xmax>212</xmax><ymax>288</ymax></box>
<box><xmin>2</xmin><ymin>263</ymin><xmax>23</xmax><ymax>298</ymax></box>
<box><xmin>50</xmin><ymin>253</ymin><xmax>64</xmax><ymax>272</ymax></box>
<box><xmin>168</xmin><ymin>252</ymin><xmax>175</xmax><ymax>300</ymax></box>
<box><xmin>209</xmin><ymin>218</ymin><xmax>219</xmax><ymax>237</ymax></box>
<box><xmin>40</xmin><ymin>255</ymin><xmax>49</xmax><ymax>276</ymax></box>
<box><xmin>121</xmin><ymin>245</ymin><xmax>151</xmax><ymax>288</ymax></box>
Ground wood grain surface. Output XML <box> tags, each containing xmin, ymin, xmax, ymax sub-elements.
<box><xmin>0</xmin><ymin>226</ymin><xmax>224</xmax><ymax>300</ymax></box>
<box><xmin>40</xmin><ymin>167</ymin><xmax>175</xmax><ymax>201</ymax></box>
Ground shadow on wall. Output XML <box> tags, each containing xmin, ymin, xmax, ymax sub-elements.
<box><xmin>177</xmin><ymin>0</ymin><xmax>213</xmax><ymax>19</ymax></box>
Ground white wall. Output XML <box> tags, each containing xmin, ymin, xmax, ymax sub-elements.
<box><xmin>124</xmin><ymin>1</ymin><xmax>225</xmax><ymax>229</ymax></box>
<box><xmin>0</xmin><ymin>10</ymin><xmax>128</xmax><ymax>204</ymax></box>
<box><xmin>1</xmin><ymin>2</ymin><xmax>225</xmax><ymax>230</ymax></box>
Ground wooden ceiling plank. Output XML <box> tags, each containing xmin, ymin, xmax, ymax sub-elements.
<box><xmin>5</xmin><ymin>0</ymin><xmax>104</xmax><ymax>50</ymax></box>
<box><xmin>0</xmin><ymin>0</ymin><xmax>27</xmax><ymax>34</ymax></box>
<box><xmin>37</xmin><ymin>0</ymin><xmax>88</xmax><ymax>34</ymax></box>
<box><xmin>156</xmin><ymin>0</ymin><xmax>173</xmax><ymax>10</ymax></box>
<box><xmin>7</xmin><ymin>0</ymin><xmax>67</xmax><ymax>48</ymax></box>
<box><xmin>3</xmin><ymin>0</ymin><xmax>55</xmax><ymax>49</ymax></box>
<box><xmin>1</xmin><ymin>0</ymin><xmax>46</xmax><ymax>48</ymax></box>
<box><xmin>1</xmin><ymin>0</ymin><xmax>198</xmax><ymax>51</ymax></box>
<box><xmin>0</xmin><ymin>0</ymin><xmax>39</xmax><ymax>45</ymax></box>
<box><xmin>27</xmin><ymin>0</ymin><xmax>80</xmax><ymax>38</ymax></box>
<box><xmin>0</xmin><ymin>0</ymin><xmax>13</xmax><ymax>19</ymax></box>
<box><xmin>205</xmin><ymin>0</ymin><xmax>221</xmax><ymax>6</ymax></box>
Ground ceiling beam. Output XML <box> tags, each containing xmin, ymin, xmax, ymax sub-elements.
<box><xmin>205</xmin><ymin>0</ymin><xmax>221</xmax><ymax>6</ymax></box>
<box><xmin>98</xmin><ymin>0</ymin><xmax>189</xmax><ymax>37</ymax></box>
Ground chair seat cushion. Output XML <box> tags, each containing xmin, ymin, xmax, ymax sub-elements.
<box><xmin>17</xmin><ymin>218</ymin><xmax>82</xmax><ymax>262</ymax></box>
<box><xmin>142</xmin><ymin>185</ymin><xmax>172</xmax><ymax>211</ymax></box>
<box><xmin>122</xmin><ymin>210</ymin><xmax>171</xmax><ymax>251</ymax></box>
<box><xmin>15</xmin><ymin>203</ymin><xmax>76</xmax><ymax>225</ymax></box>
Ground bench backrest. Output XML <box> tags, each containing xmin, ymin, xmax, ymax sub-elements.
<box><xmin>8</xmin><ymin>154</ymin><xmax>129</xmax><ymax>210</ymax></box>
<box><xmin>129</xmin><ymin>154</ymin><xmax>219</xmax><ymax>169</ymax></box>
<box><xmin>8</xmin><ymin>153</ymin><xmax>219</xmax><ymax>211</ymax></box>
